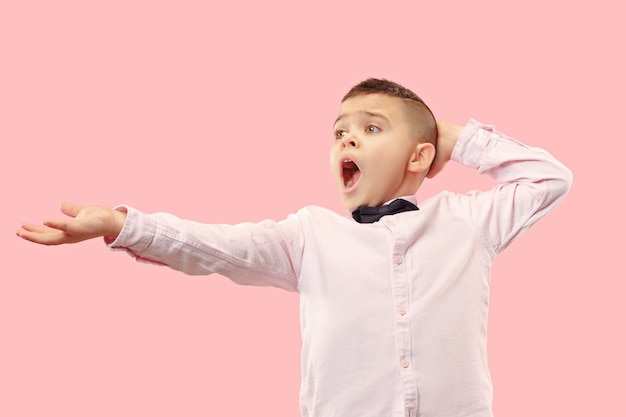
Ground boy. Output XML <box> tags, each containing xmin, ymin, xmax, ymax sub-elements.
<box><xmin>17</xmin><ymin>79</ymin><xmax>573</xmax><ymax>417</ymax></box>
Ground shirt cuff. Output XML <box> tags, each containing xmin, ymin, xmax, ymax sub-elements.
<box><xmin>104</xmin><ymin>205</ymin><xmax>156</xmax><ymax>253</ymax></box>
<box><xmin>450</xmin><ymin>118</ymin><xmax>495</xmax><ymax>169</ymax></box>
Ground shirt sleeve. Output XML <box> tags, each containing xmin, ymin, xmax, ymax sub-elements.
<box><xmin>450</xmin><ymin>119</ymin><xmax>573</xmax><ymax>254</ymax></box>
<box><xmin>104</xmin><ymin>207</ymin><xmax>305</xmax><ymax>292</ymax></box>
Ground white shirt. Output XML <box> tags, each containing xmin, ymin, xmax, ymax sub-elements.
<box><xmin>108</xmin><ymin>120</ymin><xmax>572</xmax><ymax>417</ymax></box>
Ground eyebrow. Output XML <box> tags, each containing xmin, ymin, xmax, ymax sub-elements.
<box><xmin>334</xmin><ymin>111</ymin><xmax>390</xmax><ymax>126</ymax></box>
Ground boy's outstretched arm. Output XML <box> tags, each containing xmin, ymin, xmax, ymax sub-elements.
<box><xmin>426</xmin><ymin>120</ymin><xmax>465</xmax><ymax>178</ymax></box>
<box><xmin>16</xmin><ymin>202</ymin><xmax>127</xmax><ymax>245</ymax></box>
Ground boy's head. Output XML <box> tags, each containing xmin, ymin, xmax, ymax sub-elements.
<box><xmin>331</xmin><ymin>78</ymin><xmax>437</xmax><ymax>212</ymax></box>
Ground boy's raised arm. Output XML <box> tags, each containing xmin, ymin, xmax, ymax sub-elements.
<box><xmin>437</xmin><ymin>118</ymin><xmax>573</xmax><ymax>253</ymax></box>
<box><xmin>426</xmin><ymin>120</ymin><xmax>465</xmax><ymax>178</ymax></box>
<box><xmin>16</xmin><ymin>202</ymin><xmax>127</xmax><ymax>245</ymax></box>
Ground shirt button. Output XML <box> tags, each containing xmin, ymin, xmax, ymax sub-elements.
<box><xmin>394</xmin><ymin>255</ymin><xmax>403</xmax><ymax>265</ymax></box>
<box><xmin>400</xmin><ymin>359</ymin><xmax>410</xmax><ymax>368</ymax></box>
<box><xmin>399</xmin><ymin>306</ymin><xmax>407</xmax><ymax>316</ymax></box>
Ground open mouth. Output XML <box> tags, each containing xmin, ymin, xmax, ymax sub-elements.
<box><xmin>342</xmin><ymin>159</ymin><xmax>361</xmax><ymax>188</ymax></box>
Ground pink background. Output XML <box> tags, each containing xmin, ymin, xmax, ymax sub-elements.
<box><xmin>1</xmin><ymin>1</ymin><xmax>623</xmax><ymax>415</ymax></box>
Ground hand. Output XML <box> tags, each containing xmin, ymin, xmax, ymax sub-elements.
<box><xmin>16</xmin><ymin>202</ymin><xmax>127</xmax><ymax>245</ymax></box>
<box><xmin>426</xmin><ymin>120</ymin><xmax>465</xmax><ymax>178</ymax></box>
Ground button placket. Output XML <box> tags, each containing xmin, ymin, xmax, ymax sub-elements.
<box><xmin>387</xmin><ymin>218</ymin><xmax>418</xmax><ymax>413</ymax></box>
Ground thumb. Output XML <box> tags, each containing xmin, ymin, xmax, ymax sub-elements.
<box><xmin>59</xmin><ymin>202</ymin><xmax>83</xmax><ymax>218</ymax></box>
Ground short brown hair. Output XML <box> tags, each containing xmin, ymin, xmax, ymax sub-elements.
<box><xmin>342</xmin><ymin>78</ymin><xmax>437</xmax><ymax>146</ymax></box>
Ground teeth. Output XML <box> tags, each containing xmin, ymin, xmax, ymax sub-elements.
<box><xmin>346</xmin><ymin>180</ymin><xmax>353</xmax><ymax>187</ymax></box>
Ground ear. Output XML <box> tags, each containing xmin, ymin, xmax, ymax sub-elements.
<box><xmin>406</xmin><ymin>142</ymin><xmax>436</xmax><ymax>174</ymax></box>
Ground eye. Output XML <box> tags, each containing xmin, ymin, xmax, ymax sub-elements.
<box><xmin>334</xmin><ymin>130</ymin><xmax>348</xmax><ymax>140</ymax></box>
<box><xmin>366</xmin><ymin>125</ymin><xmax>380</xmax><ymax>133</ymax></box>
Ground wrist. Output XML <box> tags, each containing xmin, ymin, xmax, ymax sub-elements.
<box><xmin>108</xmin><ymin>208</ymin><xmax>127</xmax><ymax>238</ymax></box>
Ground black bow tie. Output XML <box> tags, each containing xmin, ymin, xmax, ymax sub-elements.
<box><xmin>352</xmin><ymin>199</ymin><xmax>419</xmax><ymax>223</ymax></box>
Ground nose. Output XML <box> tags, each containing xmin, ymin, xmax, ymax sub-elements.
<box><xmin>341</xmin><ymin>133</ymin><xmax>358</xmax><ymax>148</ymax></box>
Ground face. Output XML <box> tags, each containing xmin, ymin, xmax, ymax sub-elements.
<box><xmin>330</xmin><ymin>93</ymin><xmax>422</xmax><ymax>212</ymax></box>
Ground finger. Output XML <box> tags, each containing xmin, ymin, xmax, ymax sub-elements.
<box><xmin>43</xmin><ymin>219</ymin><xmax>71</xmax><ymax>232</ymax></box>
<box><xmin>16</xmin><ymin>228</ymin><xmax>65</xmax><ymax>245</ymax></box>
<box><xmin>20</xmin><ymin>222</ymin><xmax>57</xmax><ymax>233</ymax></box>
<box><xmin>16</xmin><ymin>229</ymin><xmax>36</xmax><ymax>242</ymax></box>
<box><xmin>16</xmin><ymin>228</ymin><xmax>42</xmax><ymax>243</ymax></box>
<box><xmin>60</xmin><ymin>202</ymin><xmax>83</xmax><ymax>218</ymax></box>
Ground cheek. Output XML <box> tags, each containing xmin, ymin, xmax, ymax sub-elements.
<box><xmin>376</xmin><ymin>154</ymin><xmax>404</xmax><ymax>175</ymax></box>
<box><xmin>329</xmin><ymin>143</ymin><xmax>341</xmax><ymax>165</ymax></box>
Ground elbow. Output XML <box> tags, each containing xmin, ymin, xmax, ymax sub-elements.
<box><xmin>557</xmin><ymin>165</ymin><xmax>574</xmax><ymax>197</ymax></box>
<box><xmin>543</xmin><ymin>164</ymin><xmax>573</xmax><ymax>206</ymax></box>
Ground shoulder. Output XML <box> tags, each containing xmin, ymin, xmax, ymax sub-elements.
<box><xmin>293</xmin><ymin>205</ymin><xmax>352</xmax><ymax>225</ymax></box>
<box><xmin>420</xmin><ymin>190</ymin><xmax>466</xmax><ymax>211</ymax></box>
<box><xmin>418</xmin><ymin>190</ymin><xmax>485</xmax><ymax>228</ymax></box>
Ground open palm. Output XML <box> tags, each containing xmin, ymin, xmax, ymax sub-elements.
<box><xmin>17</xmin><ymin>202</ymin><xmax>124</xmax><ymax>245</ymax></box>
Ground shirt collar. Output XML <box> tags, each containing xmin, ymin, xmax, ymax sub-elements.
<box><xmin>384</xmin><ymin>195</ymin><xmax>417</xmax><ymax>206</ymax></box>
<box><xmin>345</xmin><ymin>195</ymin><xmax>418</xmax><ymax>218</ymax></box>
